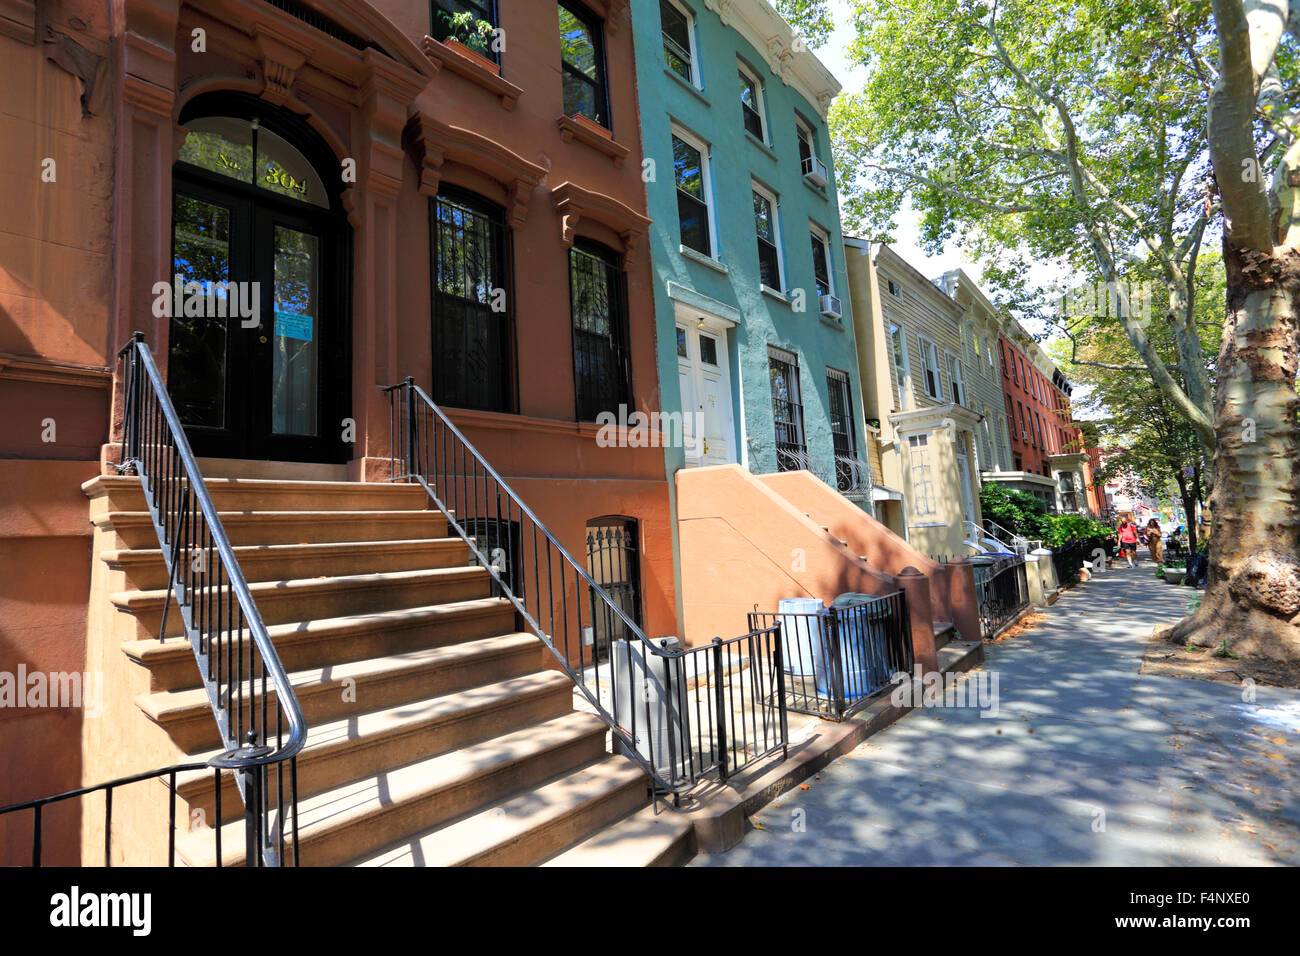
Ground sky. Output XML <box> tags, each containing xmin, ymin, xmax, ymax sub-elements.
<box><xmin>811</xmin><ymin>0</ymin><xmax>1069</xmax><ymax>339</ymax></box>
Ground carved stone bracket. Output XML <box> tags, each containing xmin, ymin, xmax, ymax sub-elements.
<box><xmin>253</xmin><ymin>27</ymin><xmax>309</xmax><ymax>106</ymax></box>
<box><xmin>404</xmin><ymin>112</ymin><xmax>546</xmax><ymax>227</ymax></box>
<box><xmin>551</xmin><ymin>181</ymin><xmax>651</xmax><ymax>264</ymax></box>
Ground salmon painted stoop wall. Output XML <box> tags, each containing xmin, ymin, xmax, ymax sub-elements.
<box><xmin>675</xmin><ymin>464</ymin><xmax>983</xmax><ymax>672</ymax></box>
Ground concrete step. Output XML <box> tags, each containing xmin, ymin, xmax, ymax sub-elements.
<box><xmin>137</xmin><ymin>634</ymin><xmax>551</xmax><ymax>752</ymax></box>
<box><xmin>350</xmin><ymin>756</ymin><xmax>648</xmax><ymax>867</ymax></box>
<box><xmin>111</xmin><ymin>566</ymin><xmax>493</xmax><ymax>638</ymax></box>
<box><xmin>539</xmin><ymin>802</ymin><xmax>696</xmax><ymax>867</ymax></box>
<box><xmin>933</xmin><ymin>621</ymin><xmax>957</xmax><ymax>649</ymax></box>
<box><xmin>122</xmin><ymin>597</ymin><xmax>517</xmax><ymax>691</ymax></box>
<box><xmin>171</xmin><ymin>670</ymin><xmax>578</xmax><ymax>826</ymax></box>
<box><xmin>85</xmin><ymin>475</ymin><xmax>431</xmax><ymax>517</ymax></box>
<box><xmin>102</xmin><ymin>538</ymin><xmax>471</xmax><ymax>589</ymax></box>
<box><xmin>93</xmin><ymin>510</ymin><xmax>451</xmax><ymax>548</ymax></box>
<box><xmin>175</xmin><ymin>712</ymin><xmax>612</xmax><ymax>866</ymax></box>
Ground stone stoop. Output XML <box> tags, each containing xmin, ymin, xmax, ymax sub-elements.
<box><xmin>81</xmin><ymin>474</ymin><xmax>676</xmax><ymax>867</ymax></box>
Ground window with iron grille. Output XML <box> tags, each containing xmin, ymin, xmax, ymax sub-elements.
<box><xmin>430</xmin><ymin>187</ymin><xmax>513</xmax><ymax>412</ymax></box>
<box><xmin>769</xmin><ymin>348</ymin><xmax>805</xmax><ymax>471</ymax></box>
<box><xmin>752</xmin><ymin>186</ymin><xmax>782</xmax><ymax>290</ymax></box>
<box><xmin>585</xmin><ymin>516</ymin><xmax>643</xmax><ymax>662</ymax></box>
<box><xmin>431</xmin><ymin>1</ymin><xmax>499</xmax><ymax>63</ymax></box>
<box><xmin>672</xmin><ymin>133</ymin><xmax>711</xmax><ymax>256</ymax></box>
<box><xmin>559</xmin><ymin>1</ymin><xmax>609</xmax><ymax>127</ymax></box>
<box><xmin>462</xmin><ymin>516</ymin><xmax>522</xmax><ymax>597</ymax></box>
<box><xmin>827</xmin><ymin>368</ymin><xmax>859</xmax><ymax>492</ymax></box>
<box><xmin>569</xmin><ymin>240</ymin><xmax>631</xmax><ymax>422</ymax></box>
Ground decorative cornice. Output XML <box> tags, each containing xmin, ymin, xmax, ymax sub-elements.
<box><xmin>704</xmin><ymin>0</ymin><xmax>841</xmax><ymax>116</ymax></box>
<box><xmin>0</xmin><ymin>0</ymin><xmax>35</xmax><ymax>45</ymax></box>
<box><xmin>0</xmin><ymin>354</ymin><xmax>112</xmax><ymax>389</ymax></box>
<box><xmin>551</xmin><ymin>181</ymin><xmax>650</xmax><ymax>262</ymax></box>
<box><xmin>403</xmin><ymin>113</ymin><xmax>546</xmax><ymax>227</ymax></box>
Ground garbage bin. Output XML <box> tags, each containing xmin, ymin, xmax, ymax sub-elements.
<box><xmin>777</xmin><ymin>597</ymin><xmax>824</xmax><ymax>677</ymax></box>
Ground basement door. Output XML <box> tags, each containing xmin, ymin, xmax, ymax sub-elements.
<box><xmin>676</xmin><ymin>323</ymin><xmax>735</xmax><ymax>467</ymax></box>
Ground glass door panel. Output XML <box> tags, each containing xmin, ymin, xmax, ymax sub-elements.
<box><xmin>271</xmin><ymin>225</ymin><xmax>320</xmax><ymax>437</ymax></box>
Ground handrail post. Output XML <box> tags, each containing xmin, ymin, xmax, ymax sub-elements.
<box><xmin>772</xmin><ymin>623</ymin><xmax>788</xmax><ymax>759</ymax></box>
<box><xmin>712</xmin><ymin>637</ymin><xmax>727</xmax><ymax>781</ymax></box>
<box><xmin>404</xmin><ymin>376</ymin><xmax>417</xmax><ymax>481</ymax></box>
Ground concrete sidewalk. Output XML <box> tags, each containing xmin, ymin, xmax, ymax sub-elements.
<box><xmin>691</xmin><ymin>565</ymin><xmax>1300</xmax><ymax>866</ymax></box>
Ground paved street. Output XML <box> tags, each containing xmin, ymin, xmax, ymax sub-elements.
<box><xmin>693</xmin><ymin>566</ymin><xmax>1300</xmax><ymax>866</ymax></box>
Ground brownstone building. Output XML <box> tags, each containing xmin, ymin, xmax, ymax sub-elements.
<box><xmin>1</xmin><ymin>0</ymin><xmax>677</xmax><ymax>864</ymax></box>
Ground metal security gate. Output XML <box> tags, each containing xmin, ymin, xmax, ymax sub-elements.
<box><xmin>585</xmin><ymin>517</ymin><xmax>643</xmax><ymax>662</ymax></box>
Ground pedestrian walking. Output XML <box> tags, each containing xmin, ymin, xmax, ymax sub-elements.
<box><xmin>1118</xmin><ymin>517</ymin><xmax>1139</xmax><ymax>568</ymax></box>
<box><xmin>1145</xmin><ymin>518</ymin><xmax>1163</xmax><ymax>564</ymax></box>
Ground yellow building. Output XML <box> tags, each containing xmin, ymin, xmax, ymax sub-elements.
<box><xmin>844</xmin><ymin>240</ymin><xmax>988</xmax><ymax>560</ymax></box>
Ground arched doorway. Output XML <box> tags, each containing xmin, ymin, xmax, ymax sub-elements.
<box><xmin>169</xmin><ymin>93</ymin><xmax>351</xmax><ymax>462</ymax></box>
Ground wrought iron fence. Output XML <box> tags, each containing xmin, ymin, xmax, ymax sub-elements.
<box><xmin>1051</xmin><ymin>536</ymin><xmax>1111</xmax><ymax>584</ymax></box>
<box><xmin>385</xmin><ymin>378</ymin><xmax>787</xmax><ymax>796</ymax></box>
<box><xmin>0</xmin><ymin>760</ymin><xmax>251</xmax><ymax>867</ymax></box>
<box><xmin>748</xmin><ymin>591</ymin><xmax>912</xmax><ymax>720</ymax></box>
<box><xmin>971</xmin><ymin>555</ymin><xmax>1030</xmax><ymax>638</ymax></box>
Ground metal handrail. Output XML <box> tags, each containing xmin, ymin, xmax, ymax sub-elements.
<box><xmin>116</xmin><ymin>333</ymin><xmax>306</xmax><ymax>865</ymax></box>
<box><xmin>386</xmin><ymin>378</ymin><xmax>786</xmax><ymax>797</ymax></box>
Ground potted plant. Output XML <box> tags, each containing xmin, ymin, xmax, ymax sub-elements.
<box><xmin>1163</xmin><ymin>563</ymin><xmax>1186</xmax><ymax>585</ymax></box>
<box><xmin>436</xmin><ymin>10</ymin><xmax>499</xmax><ymax>74</ymax></box>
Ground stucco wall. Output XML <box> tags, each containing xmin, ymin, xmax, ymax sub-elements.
<box><xmin>629</xmin><ymin>0</ymin><xmax>867</xmax><ymax>483</ymax></box>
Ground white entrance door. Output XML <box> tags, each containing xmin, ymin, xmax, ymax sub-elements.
<box><xmin>676</xmin><ymin>323</ymin><xmax>735</xmax><ymax>467</ymax></box>
<box><xmin>955</xmin><ymin>446</ymin><xmax>975</xmax><ymax>525</ymax></box>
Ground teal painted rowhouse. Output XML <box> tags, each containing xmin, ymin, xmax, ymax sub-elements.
<box><xmin>629</xmin><ymin>0</ymin><xmax>872</xmax><ymax>507</ymax></box>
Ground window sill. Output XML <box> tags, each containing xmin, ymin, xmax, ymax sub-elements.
<box><xmin>556</xmin><ymin>115</ymin><xmax>630</xmax><ymax>168</ymax></box>
<box><xmin>421</xmin><ymin>36</ymin><xmax>521</xmax><ymax>111</ymax></box>
<box><xmin>664</xmin><ymin>66</ymin><xmax>709</xmax><ymax>104</ymax></box>
<box><xmin>803</xmin><ymin>176</ymin><xmax>829</xmax><ymax>200</ymax></box>
<box><xmin>820</xmin><ymin>315</ymin><xmax>844</xmax><ymax>331</ymax></box>
<box><xmin>760</xmin><ymin>284</ymin><xmax>790</xmax><ymax>304</ymax></box>
<box><xmin>679</xmin><ymin>245</ymin><xmax>728</xmax><ymax>274</ymax></box>
<box><xmin>745</xmin><ymin>130</ymin><xmax>778</xmax><ymax>161</ymax></box>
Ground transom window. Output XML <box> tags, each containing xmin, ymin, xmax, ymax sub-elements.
<box><xmin>569</xmin><ymin>240</ymin><xmax>631</xmax><ymax>422</ymax></box>
<box><xmin>673</xmin><ymin>132</ymin><xmax>712</xmax><ymax>256</ymax></box>
<box><xmin>660</xmin><ymin>0</ymin><xmax>696</xmax><ymax>85</ymax></box>
<box><xmin>559</xmin><ymin>1</ymin><xmax>609</xmax><ymax>127</ymax></box>
<box><xmin>752</xmin><ymin>184</ymin><xmax>782</xmax><ymax>290</ymax></box>
<box><xmin>739</xmin><ymin>63</ymin><xmax>766</xmax><ymax>140</ymax></box>
<box><xmin>178</xmin><ymin>116</ymin><xmax>328</xmax><ymax>209</ymax></box>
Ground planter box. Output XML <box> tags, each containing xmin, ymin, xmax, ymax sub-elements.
<box><xmin>446</xmin><ymin>38</ymin><xmax>500</xmax><ymax>75</ymax></box>
<box><xmin>1164</xmin><ymin>568</ymin><xmax>1186</xmax><ymax>585</ymax></box>
<box><xmin>570</xmin><ymin>112</ymin><xmax>613</xmax><ymax>139</ymax></box>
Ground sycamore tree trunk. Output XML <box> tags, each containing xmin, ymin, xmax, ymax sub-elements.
<box><xmin>1167</xmin><ymin>244</ymin><xmax>1300</xmax><ymax>661</ymax></box>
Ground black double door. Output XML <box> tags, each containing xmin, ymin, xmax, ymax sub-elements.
<box><xmin>168</xmin><ymin>174</ymin><xmax>349</xmax><ymax>463</ymax></box>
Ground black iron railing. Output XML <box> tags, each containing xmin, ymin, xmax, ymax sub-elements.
<box><xmin>971</xmin><ymin>555</ymin><xmax>1030</xmax><ymax>638</ymax></box>
<box><xmin>385</xmin><ymin>378</ymin><xmax>788</xmax><ymax>795</ymax></box>
<box><xmin>1050</xmin><ymin>536</ymin><xmax>1111</xmax><ymax>584</ymax></box>
<box><xmin>1</xmin><ymin>760</ymin><xmax>251</xmax><ymax>867</ymax></box>
<box><xmin>749</xmin><ymin>592</ymin><xmax>913</xmax><ymax>720</ymax></box>
<box><xmin>114</xmin><ymin>332</ymin><xmax>306</xmax><ymax>865</ymax></box>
